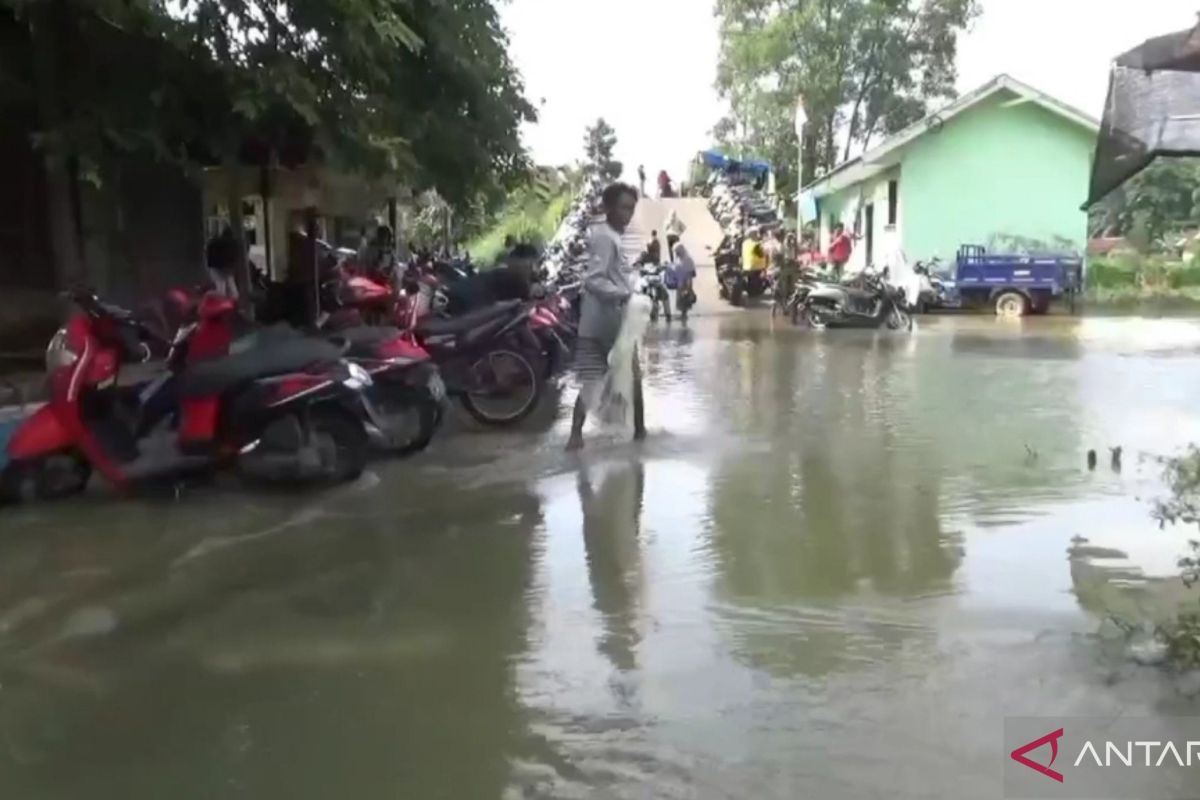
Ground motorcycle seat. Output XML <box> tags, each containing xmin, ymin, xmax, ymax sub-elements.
<box><xmin>179</xmin><ymin>337</ymin><xmax>344</xmax><ymax>397</ymax></box>
<box><xmin>416</xmin><ymin>300</ymin><xmax>521</xmax><ymax>337</ymax></box>
<box><xmin>842</xmin><ymin>287</ymin><xmax>878</xmax><ymax>302</ymax></box>
<box><xmin>328</xmin><ymin>325</ymin><xmax>403</xmax><ymax>357</ymax></box>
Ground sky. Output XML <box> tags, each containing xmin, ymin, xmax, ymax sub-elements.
<box><xmin>501</xmin><ymin>0</ymin><xmax>1200</xmax><ymax>183</ymax></box>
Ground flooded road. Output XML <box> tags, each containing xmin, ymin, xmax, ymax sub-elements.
<box><xmin>5</xmin><ymin>313</ymin><xmax>1200</xmax><ymax>798</ymax></box>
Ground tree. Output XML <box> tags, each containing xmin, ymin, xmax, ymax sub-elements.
<box><xmin>0</xmin><ymin>0</ymin><xmax>535</xmax><ymax>203</ymax></box>
<box><xmin>1089</xmin><ymin>160</ymin><xmax>1200</xmax><ymax>250</ymax></box>
<box><xmin>583</xmin><ymin>118</ymin><xmax>623</xmax><ymax>183</ymax></box>
<box><xmin>713</xmin><ymin>0</ymin><xmax>978</xmax><ymax>197</ymax></box>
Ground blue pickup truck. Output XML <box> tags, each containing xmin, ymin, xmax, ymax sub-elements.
<box><xmin>916</xmin><ymin>245</ymin><xmax>1083</xmax><ymax>316</ymax></box>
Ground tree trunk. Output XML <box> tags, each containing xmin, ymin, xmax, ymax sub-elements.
<box><xmin>823</xmin><ymin>117</ymin><xmax>836</xmax><ymax>175</ymax></box>
<box><xmin>31</xmin><ymin>0</ymin><xmax>85</xmax><ymax>289</ymax></box>
<box><xmin>801</xmin><ymin>124</ymin><xmax>818</xmax><ymax>187</ymax></box>
<box><xmin>222</xmin><ymin>158</ymin><xmax>251</xmax><ymax>308</ymax></box>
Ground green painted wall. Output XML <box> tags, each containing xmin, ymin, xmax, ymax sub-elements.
<box><xmin>899</xmin><ymin>93</ymin><xmax>1095</xmax><ymax>261</ymax></box>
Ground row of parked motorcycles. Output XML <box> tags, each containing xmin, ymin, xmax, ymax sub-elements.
<box><xmin>708</xmin><ymin>173</ymin><xmax>780</xmax><ymax>308</ymax></box>
<box><xmin>0</xmin><ymin>246</ymin><xmax>584</xmax><ymax>505</ymax></box>
<box><xmin>706</xmin><ymin>173</ymin><xmax>912</xmax><ymax>329</ymax></box>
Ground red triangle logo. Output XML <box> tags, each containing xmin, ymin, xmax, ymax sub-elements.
<box><xmin>1011</xmin><ymin>728</ymin><xmax>1065</xmax><ymax>783</ymax></box>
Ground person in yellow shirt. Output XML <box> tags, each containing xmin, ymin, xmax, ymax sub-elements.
<box><xmin>741</xmin><ymin>228</ymin><xmax>767</xmax><ymax>272</ymax></box>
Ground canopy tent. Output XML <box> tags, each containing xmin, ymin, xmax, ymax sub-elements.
<box><xmin>697</xmin><ymin>150</ymin><xmax>772</xmax><ymax>177</ymax></box>
<box><xmin>1086</xmin><ymin>22</ymin><xmax>1200</xmax><ymax>206</ymax></box>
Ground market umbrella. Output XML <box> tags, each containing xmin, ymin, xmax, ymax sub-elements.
<box><xmin>1086</xmin><ymin>21</ymin><xmax>1200</xmax><ymax>206</ymax></box>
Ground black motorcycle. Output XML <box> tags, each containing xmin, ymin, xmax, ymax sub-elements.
<box><xmin>799</xmin><ymin>270</ymin><xmax>913</xmax><ymax>330</ymax></box>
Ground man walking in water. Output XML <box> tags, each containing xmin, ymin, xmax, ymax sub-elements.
<box><xmin>567</xmin><ymin>182</ymin><xmax>646</xmax><ymax>451</ymax></box>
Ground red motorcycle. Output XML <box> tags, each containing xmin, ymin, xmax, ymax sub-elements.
<box><xmin>1</xmin><ymin>290</ymin><xmax>373</xmax><ymax>502</ymax></box>
<box><xmin>396</xmin><ymin>277</ymin><xmax>544</xmax><ymax>426</ymax></box>
<box><xmin>173</xmin><ymin>285</ymin><xmax>446</xmax><ymax>459</ymax></box>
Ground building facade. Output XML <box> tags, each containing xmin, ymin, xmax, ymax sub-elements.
<box><xmin>800</xmin><ymin>75</ymin><xmax>1099</xmax><ymax>275</ymax></box>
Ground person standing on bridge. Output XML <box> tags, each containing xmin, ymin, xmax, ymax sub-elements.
<box><xmin>645</xmin><ymin>230</ymin><xmax>662</xmax><ymax>266</ymax></box>
<box><xmin>664</xmin><ymin>207</ymin><xmax>686</xmax><ymax>240</ymax></box>
<box><xmin>667</xmin><ymin>233</ymin><xmax>696</xmax><ymax>322</ymax></box>
<box><xmin>567</xmin><ymin>182</ymin><xmax>646</xmax><ymax>451</ymax></box>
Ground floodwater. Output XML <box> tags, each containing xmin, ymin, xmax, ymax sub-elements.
<box><xmin>5</xmin><ymin>313</ymin><xmax>1200</xmax><ymax>798</ymax></box>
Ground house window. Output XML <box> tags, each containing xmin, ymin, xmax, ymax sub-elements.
<box><xmin>887</xmin><ymin>180</ymin><xmax>899</xmax><ymax>226</ymax></box>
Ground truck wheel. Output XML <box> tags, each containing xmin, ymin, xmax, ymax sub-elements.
<box><xmin>994</xmin><ymin>291</ymin><xmax>1028</xmax><ymax>318</ymax></box>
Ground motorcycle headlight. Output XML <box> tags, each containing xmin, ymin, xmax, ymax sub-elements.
<box><xmin>343</xmin><ymin>361</ymin><xmax>373</xmax><ymax>390</ymax></box>
<box><xmin>45</xmin><ymin>328</ymin><xmax>77</xmax><ymax>372</ymax></box>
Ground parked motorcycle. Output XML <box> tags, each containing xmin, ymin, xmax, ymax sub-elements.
<box><xmin>640</xmin><ymin>266</ymin><xmax>672</xmax><ymax>323</ymax></box>
<box><xmin>324</xmin><ymin>325</ymin><xmax>446</xmax><ymax>456</ymax></box>
<box><xmin>172</xmin><ymin>283</ymin><xmax>445</xmax><ymax>458</ymax></box>
<box><xmin>1</xmin><ymin>290</ymin><xmax>372</xmax><ymax>503</ymax></box>
<box><xmin>402</xmin><ymin>281</ymin><xmax>544</xmax><ymax>426</ymax></box>
<box><xmin>798</xmin><ymin>270</ymin><xmax>913</xmax><ymax>330</ymax></box>
<box><xmin>912</xmin><ymin>258</ymin><xmax>952</xmax><ymax>313</ymax></box>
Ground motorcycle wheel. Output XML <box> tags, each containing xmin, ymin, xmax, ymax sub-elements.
<box><xmin>0</xmin><ymin>452</ymin><xmax>91</xmax><ymax>503</ymax></box>
<box><xmin>306</xmin><ymin>407</ymin><xmax>368</xmax><ymax>483</ymax></box>
<box><xmin>729</xmin><ymin>282</ymin><xmax>744</xmax><ymax>307</ymax></box>
<box><xmin>886</xmin><ymin>307</ymin><xmax>913</xmax><ymax>331</ymax></box>
<box><xmin>373</xmin><ymin>392</ymin><xmax>442</xmax><ymax>457</ymax></box>
<box><xmin>802</xmin><ymin>306</ymin><xmax>827</xmax><ymax>330</ymax></box>
<box><xmin>460</xmin><ymin>348</ymin><xmax>542</xmax><ymax>426</ymax></box>
<box><xmin>240</xmin><ymin>407</ymin><xmax>367</xmax><ymax>485</ymax></box>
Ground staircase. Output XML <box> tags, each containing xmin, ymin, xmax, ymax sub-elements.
<box><xmin>622</xmin><ymin>198</ymin><xmax>726</xmax><ymax>313</ymax></box>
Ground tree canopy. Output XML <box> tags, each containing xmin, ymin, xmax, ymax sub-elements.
<box><xmin>0</xmin><ymin>0</ymin><xmax>535</xmax><ymax>204</ymax></box>
<box><xmin>583</xmin><ymin>118</ymin><xmax>622</xmax><ymax>183</ymax></box>
<box><xmin>713</xmin><ymin>0</ymin><xmax>978</xmax><ymax>196</ymax></box>
<box><xmin>1090</xmin><ymin>160</ymin><xmax>1200</xmax><ymax>250</ymax></box>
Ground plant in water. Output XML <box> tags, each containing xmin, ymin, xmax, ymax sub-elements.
<box><xmin>1151</xmin><ymin>447</ymin><xmax>1200</xmax><ymax>668</ymax></box>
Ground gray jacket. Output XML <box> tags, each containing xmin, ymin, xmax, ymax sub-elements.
<box><xmin>578</xmin><ymin>223</ymin><xmax>633</xmax><ymax>342</ymax></box>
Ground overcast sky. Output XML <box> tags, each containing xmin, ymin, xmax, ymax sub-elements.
<box><xmin>501</xmin><ymin>0</ymin><xmax>1199</xmax><ymax>183</ymax></box>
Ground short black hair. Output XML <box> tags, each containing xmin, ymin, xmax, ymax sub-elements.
<box><xmin>651</xmin><ymin>230</ymin><xmax>658</xmax><ymax>236</ymax></box>
<box><xmin>601</xmin><ymin>182</ymin><xmax>638</xmax><ymax>209</ymax></box>
<box><xmin>508</xmin><ymin>243</ymin><xmax>540</xmax><ymax>260</ymax></box>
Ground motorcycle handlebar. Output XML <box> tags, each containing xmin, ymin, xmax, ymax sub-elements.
<box><xmin>64</xmin><ymin>287</ymin><xmax>168</xmax><ymax>353</ymax></box>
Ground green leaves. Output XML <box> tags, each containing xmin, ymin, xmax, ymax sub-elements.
<box><xmin>1092</xmin><ymin>160</ymin><xmax>1200</xmax><ymax>250</ymax></box>
<box><xmin>1</xmin><ymin>0</ymin><xmax>534</xmax><ymax>214</ymax></box>
<box><xmin>583</xmin><ymin>118</ymin><xmax>622</xmax><ymax>183</ymax></box>
<box><xmin>715</xmin><ymin>0</ymin><xmax>978</xmax><ymax>194</ymax></box>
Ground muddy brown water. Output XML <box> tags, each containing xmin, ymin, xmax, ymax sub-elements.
<box><xmin>4</xmin><ymin>312</ymin><xmax>1200</xmax><ymax>798</ymax></box>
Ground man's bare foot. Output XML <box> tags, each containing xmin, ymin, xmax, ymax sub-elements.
<box><xmin>566</xmin><ymin>435</ymin><xmax>585</xmax><ymax>451</ymax></box>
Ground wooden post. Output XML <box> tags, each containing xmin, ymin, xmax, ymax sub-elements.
<box><xmin>305</xmin><ymin>205</ymin><xmax>319</xmax><ymax>325</ymax></box>
<box><xmin>223</xmin><ymin>160</ymin><xmax>249</xmax><ymax>306</ymax></box>
<box><xmin>259</xmin><ymin>165</ymin><xmax>272</xmax><ymax>284</ymax></box>
<box><xmin>32</xmin><ymin>0</ymin><xmax>85</xmax><ymax>289</ymax></box>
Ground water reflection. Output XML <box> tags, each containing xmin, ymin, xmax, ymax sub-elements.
<box><xmin>0</xmin><ymin>471</ymin><xmax>543</xmax><ymax>799</ymax></box>
<box><xmin>577</xmin><ymin>458</ymin><xmax>646</xmax><ymax>675</ymax></box>
<box><xmin>700</xmin><ymin>320</ymin><xmax>1103</xmax><ymax>678</ymax></box>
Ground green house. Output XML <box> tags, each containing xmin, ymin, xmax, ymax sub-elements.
<box><xmin>799</xmin><ymin>75</ymin><xmax>1099</xmax><ymax>273</ymax></box>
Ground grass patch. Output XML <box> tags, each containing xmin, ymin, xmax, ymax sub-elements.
<box><xmin>1085</xmin><ymin>286</ymin><xmax>1200</xmax><ymax>314</ymax></box>
<box><xmin>466</xmin><ymin>186</ymin><xmax>574</xmax><ymax>266</ymax></box>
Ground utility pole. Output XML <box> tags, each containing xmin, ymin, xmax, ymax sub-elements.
<box><xmin>794</xmin><ymin>95</ymin><xmax>808</xmax><ymax>231</ymax></box>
